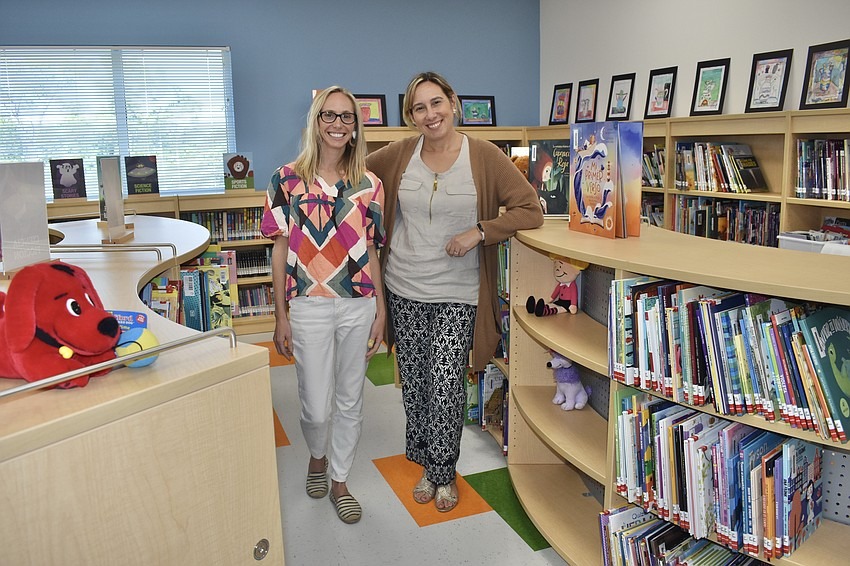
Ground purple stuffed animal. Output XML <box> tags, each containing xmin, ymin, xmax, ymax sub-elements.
<box><xmin>548</xmin><ymin>350</ymin><xmax>591</xmax><ymax>411</ymax></box>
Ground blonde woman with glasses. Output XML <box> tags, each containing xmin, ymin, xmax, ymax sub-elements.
<box><xmin>261</xmin><ymin>86</ymin><xmax>386</xmax><ymax>524</ymax></box>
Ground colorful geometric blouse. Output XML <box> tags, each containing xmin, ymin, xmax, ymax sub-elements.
<box><xmin>261</xmin><ymin>164</ymin><xmax>385</xmax><ymax>301</ymax></box>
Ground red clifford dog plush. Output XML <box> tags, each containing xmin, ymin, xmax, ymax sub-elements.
<box><xmin>0</xmin><ymin>261</ymin><xmax>121</xmax><ymax>388</ymax></box>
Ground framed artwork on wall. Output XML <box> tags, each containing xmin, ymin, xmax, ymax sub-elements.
<box><xmin>458</xmin><ymin>95</ymin><xmax>497</xmax><ymax>126</ymax></box>
<box><xmin>644</xmin><ymin>66</ymin><xmax>677</xmax><ymax>119</ymax></box>
<box><xmin>605</xmin><ymin>73</ymin><xmax>635</xmax><ymax>121</ymax></box>
<box><xmin>548</xmin><ymin>83</ymin><xmax>572</xmax><ymax>125</ymax></box>
<box><xmin>398</xmin><ymin>93</ymin><xmax>406</xmax><ymax>126</ymax></box>
<box><xmin>689</xmin><ymin>58</ymin><xmax>730</xmax><ymax>116</ymax></box>
<box><xmin>745</xmin><ymin>48</ymin><xmax>793</xmax><ymax>113</ymax></box>
<box><xmin>799</xmin><ymin>39</ymin><xmax>850</xmax><ymax>110</ymax></box>
<box><xmin>353</xmin><ymin>94</ymin><xmax>388</xmax><ymax>127</ymax></box>
<box><xmin>575</xmin><ymin>78</ymin><xmax>598</xmax><ymax>123</ymax></box>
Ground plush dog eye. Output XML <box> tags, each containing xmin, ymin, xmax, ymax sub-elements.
<box><xmin>84</xmin><ymin>292</ymin><xmax>96</xmax><ymax>306</ymax></box>
<box><xmin>66</xmin><ymin>298</ymin><xmax>82</xmax><ymax>316</ymax></box>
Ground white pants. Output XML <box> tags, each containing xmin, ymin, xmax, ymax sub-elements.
<box><xmin>289</xmin><ymin>296</ymin><xmax>376</xmax><ymax>483</ymax></box>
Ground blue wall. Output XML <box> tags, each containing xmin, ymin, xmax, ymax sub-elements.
<box><xmin>0</xmin><ymin>0</ymin><xmax>540</xmax><ymax>185</ymax></box>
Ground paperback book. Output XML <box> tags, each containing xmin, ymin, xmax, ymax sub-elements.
<box><xmin>569</xmin><ymin>121</ymin><xmax>643</xmax><ymax>238</ymax></box>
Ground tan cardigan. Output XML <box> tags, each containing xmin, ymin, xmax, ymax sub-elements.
<box><xmin>366</xmin><ymin>135</ymin><xmax>544</xmax><ymax>371</ymax></box>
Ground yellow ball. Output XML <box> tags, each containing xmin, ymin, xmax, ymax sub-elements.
<box><xmin>116</xmin><ymin>327</ymin><xmax>160</xmax><ymax>367</ymax></box>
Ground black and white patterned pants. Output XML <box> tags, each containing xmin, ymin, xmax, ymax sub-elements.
<box><xmin>388</xmin><ymin>289</ymin><xmax>476</xmax><ymax>486</ymax></box>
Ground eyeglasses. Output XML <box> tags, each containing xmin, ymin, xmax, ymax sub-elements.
<box><xmin>318</xmin><ymin>110</ymin><xmax>356</xmax><ymax>125</ymax></box>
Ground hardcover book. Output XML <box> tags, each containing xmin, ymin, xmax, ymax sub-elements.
<box><xmin>124</xmin><ymin>155</ymin><xmax>160</xmax><ymax>195</ymax></box>
<box><xmin>528</xmin><ymin>139</ymin><xmax>569</xmax><ymax>215</ymax></box>
<box><xmin>49</xmin><ymin>158</ymin><xmax>87</xmax><ymax>199</ymax></box>
<box><xmin>223</xmin><ymin>152</ymin><xmax>255</xmax><ymax>190</ymax></box>
<box><xmin>800</xmin><ymin>306</ymin><xmax>850</xmax><ymax>442</ymax></box>
<box><xmin>569</xmin><ymin>121</ymin><xmax>643</xmax><ymax>238</ymax></box>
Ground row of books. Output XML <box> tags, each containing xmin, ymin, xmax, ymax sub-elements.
<box><xmin>235</xmin><ymin>284</ymin><xmax>275</xmax><ymax>318</ymax></box>
<box><xmin>672</xmin><ymin>196</ymin><xmax>780</xmax><ymax>247</ymax></box>
<box><xmin>614</xmin><ymin>388</ymin><xmax>823</xmax><ymax>561</ymax></box>
<box><xmin>673</xmin><ymin>142</ymin><xmax>767</xmax><ymax>194</ymax></box>
<box><xmin>600</xmin><ymin>504</ymin><xmax>763</xmax><ymax>566</ymax></box>
<box><xmin>795</xmin><ymin>138</ymin><xmax>850</xmax><ymax>201</ymax></box>
<box><xmin>609</xmin><ymin>275</ymin><xmax>850</xmax><ymax>445</ymax></box>
<box><xmin>180</xmin><ymin>207</ymin><xmax>265</xmax><ymax>242</ymax></box>
<box><xmin>236</xmin><ymin>248</ymin><xmax>273</xmax><ymax>277</ymax></box>
<box><xmin>496</xmin><ymin>239</ymin><xmax>511</xmax><ymax>362</ymax></box>
<box><xmin>464</xmin><ymin>363</ymin><xmax>509</xmax><ymax>454</ymax></box>
<box><xmin>641</xmin><ymin>145</ymin><xmax>666</xmax><ymax>189</ymax></box>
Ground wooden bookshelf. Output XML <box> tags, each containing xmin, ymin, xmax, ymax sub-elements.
<box><xmin>508</xmin><ymin>219</ymin><xmax>850</xmax><ymax>565</ymax></box>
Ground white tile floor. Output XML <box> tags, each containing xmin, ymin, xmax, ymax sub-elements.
<box><xmin>245</xmin><ymin>334</ymin><xmax>566</xmax><ymax>566</ymax></box>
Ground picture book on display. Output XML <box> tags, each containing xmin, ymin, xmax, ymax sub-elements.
<box><xmin>49</xmin><ymin>158</ymin><xmax>87</xmax><ymax>199</ymax></box>
<box><xmin>569</xmin><ymin>121</ymin><xmax>643</xmax><ymax>238</ymax></box>
<box><xmin>720</xmin><ymin>143</ymin><xmax>768</xmax><ymax>193</ymax></box>
<box><xmin>528</xmin><ymin>139</ymin><xmax>569</xmax><ymax>215</ymax></box>
<box><xmin>223</xmin><ymin>152</ymin><xmax>255</xmax><ymax>190</ymax></box>
<box><xmin>124</xmin><ymin>155</ymin><xmax>160</xmax><ymax>195</ymax></box>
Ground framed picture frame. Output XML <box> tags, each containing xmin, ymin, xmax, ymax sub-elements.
<box><xmin>745</xmin><ymin>49</ymin><xmax>793</xmax><ymax>113</ymax></box>
<box><xmin>575</xmin><ymin>79</ymin><xmax>599</xmax><ymax>123</ymax></box>
<box><xmin>398</xmin><ymin>93</ymin><xmax>406</xmax><ymax>126</ymax></box>
<box><xmin>644</xmin><ymin>66</ymin><xmax>677</xmax><ymax>119</ymax></box>
<box><xmin>457</xmin><ymin>95</ymin><xmax>496</xmax><ymax>126</ymax></box>
<box><xmin>605</xmin><ymin>73</ymin><xmax>635</xmax><ymax>121</ymax></box>
<box><xmin>689</xmin><ymin>58</ymin><xmax>730</xmax><ymax>116</ymax></box>
<box><xmin>353</xmin><ymin>94</ymin><xmax>388</xmax><ymax>127</ymax></box>
<box><xmin>799</xmin><ymin>39</ymin><xmax>850</xmax><ymax>110</ymax></box>
<box><xmin>548</xmin><ymin>83</ymin><xmax>572</xmax><ymax>125</ymax></box>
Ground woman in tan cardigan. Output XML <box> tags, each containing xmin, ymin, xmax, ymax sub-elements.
<box><xmin>366</xmin><ymin>71</ymin><xmax>543</xmax><ymax>512</ymax></box>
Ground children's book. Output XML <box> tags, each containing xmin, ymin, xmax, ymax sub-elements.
<box><xmin>800</xmin><ymin>306</ymin><xmax>850</xmax><ymax>443</ymax></box>
<box><xmin>124</xmin><ymin>155</ymin><xmax>160</xmax><ymax>195</ymax></box>
<box><xmin>180</xmin><ymin>267</ymin><xmax>204</xmax><ymax>332</ymax></box>
<box><xmin>197</xmin><ymin>264</ymin><xmax>232</xmax><ymax>329</ymax></box>
<box><xmin>49</xmin><ymin>158</ymin><xmax>87</xmax><ymax>199</ymax></box>
<box><xmin>223</xmin><ymin>152</ymin><xmax>255</xmax><ymax>190</ymax></box>
<box><xmin>569</xmin><ymin>121</ymin><xmax>643</xmax><ymax>238</ymax></box>
<box><xmin>528</xmin><ymin>139</ymin><xmax>570</xmax><ymax>215</ymax></box>
<box><xmin>720</xmin><ymin>143</ymin><xmax>768</xmax><ymax>193</ymax></box>
<box><xmin>781</xmin><ymin>438</ymin><xmax>823</xmax><ymax>555</ymax></box>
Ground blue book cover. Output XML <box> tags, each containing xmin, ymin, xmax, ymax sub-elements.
<box><xmin>180</xmin><ymin>268</ymin><xmax>204</xmax><ymax>332</ymax></box>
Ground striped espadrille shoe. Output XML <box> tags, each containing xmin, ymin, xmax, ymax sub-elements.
<box><xmin>305</xmin><ymin>458</ymin><xmax>328</xmax><ymax>499</ymax></box>
<box><xmin>329</xmin><ymin>492</ymin><xmax>362</xmax><ymax>524</ymax></box>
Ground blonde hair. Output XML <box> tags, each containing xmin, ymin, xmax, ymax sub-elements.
<box><xmin>294</xmin><ymin>86</ymin><xmax>367</xmax><ymax>186</ymax></box>
<box><xmin>401</xmin><ymin>71</ymin><xmax>459</xmax><ymax>129</ymax></box>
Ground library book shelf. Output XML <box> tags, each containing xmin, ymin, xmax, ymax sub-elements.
<box><xmin>0</xmin><ymin>216</ymin><xmax>284</xmax><ymax>565</ymax></box>
<box><xmin>508</xmin><ymin>219</ymin><xmax>850</xmax><ymax>565</ymax></box>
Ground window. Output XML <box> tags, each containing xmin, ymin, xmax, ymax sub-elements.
<box><xmin>0</xmin><ymin>46</ymin><xmax>236</xmax><ymax>201</ymax></box>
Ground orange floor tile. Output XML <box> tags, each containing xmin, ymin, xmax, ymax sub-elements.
<box><xmin>373</xmin><ymin>454</ymin><xmax>492</xmax><ymax>527</ymax></box>
<box><xmin>273</xmin><ymin>409</ymin><xmax>290</xmax><ymax>447</ymax></box>
<box><xmin>256</xmin><ymin>341</ymin><xmax>295</xmax><ymax>367</ymax></box>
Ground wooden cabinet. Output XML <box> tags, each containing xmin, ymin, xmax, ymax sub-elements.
<box><xmin>0</xmin><ymin>216</ymin><xmax>283</xmax><ymax>565</ymax></box>
<box><xmin>508</xmin><ymin>220</ymin><xmax>850</xmax><ymax>565</ymax></box>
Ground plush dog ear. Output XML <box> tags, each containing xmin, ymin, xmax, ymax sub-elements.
<box><xmin>5</xmin><ymin>263</ymin><xmax>48</xmax><ymax>352</ymax></box>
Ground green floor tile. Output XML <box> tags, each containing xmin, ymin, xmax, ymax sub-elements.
<box><xmin>464</xmin><ymin>467</ymin><xmax>550</xmax><ymax>551</ymax></box>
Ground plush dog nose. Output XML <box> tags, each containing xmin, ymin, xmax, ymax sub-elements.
<box><xmin>99</xmin><ymin>316</ymin><xmax>120</xmax><ymax>338</ymax></box>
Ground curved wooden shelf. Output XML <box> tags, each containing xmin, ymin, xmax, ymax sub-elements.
<box><xmin>513</xmin><ymin>309</ymin><xmax>607</xmax><ymax>375</ymax></box>
<box><xmin>516</xmin><ymin>223</ymin><xmax>850</xmax><ymax>306</ymax></box>
<box><xmin>509</xmin><ymin>463</ymin><xmax>603</xmax><ymax>566</ymax></box>
<box><xmin>513</xmin><ymin>385</ymin><xmax>608</xmax><ymax>483</ymax></box>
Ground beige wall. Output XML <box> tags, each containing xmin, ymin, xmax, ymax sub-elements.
<box><xmin>539</xmin><ymin>0</ymin><xmax>850</xmax><ymax>123</ymax></box>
